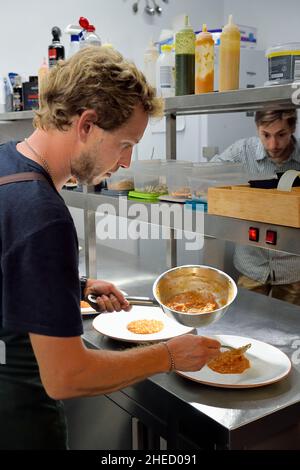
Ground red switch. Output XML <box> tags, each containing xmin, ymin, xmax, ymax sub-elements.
<box><xmin>266</xmin><ymin>230</ymin><xmax>277</xmax><ymax>245</ymax></box>
<box><xmin>249</xmin><ymin>227</ymin><xmax>259</xmax><ymax>242</ymax></box>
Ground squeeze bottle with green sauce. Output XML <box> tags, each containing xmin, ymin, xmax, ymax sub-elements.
<box><xmin>175</xmin><ymin>15</ymin><xmax>195</xmax><ymax>96</ymax></box>
<box><xmin>218</xmin><ymin>14</ymin><xmax>240</xmax><ymax>92</ymax></box>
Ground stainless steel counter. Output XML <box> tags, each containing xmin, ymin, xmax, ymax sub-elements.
<box><xmin>82</xmin><ymin>287</ymin><xmax>300</xmax><ymax>449</ymax></box>
<box><xmin>61</xmin><ymin>189</ymin><xmax>300</xmax><ymax>255</ymax></box>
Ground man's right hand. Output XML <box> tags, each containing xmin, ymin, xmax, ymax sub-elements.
<box><xmin>165</xmin><ymin>335</ymin><xmax>221</xmax><ymax>372</ymax></box>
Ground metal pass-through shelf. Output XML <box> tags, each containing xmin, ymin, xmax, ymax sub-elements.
<box><xmin>0</xmin><ymin>110</ymin><xmax>35</xmax><ymax>121</ymax></box>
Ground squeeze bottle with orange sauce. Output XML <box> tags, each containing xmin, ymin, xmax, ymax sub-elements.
<box><xmin>195</xmin><ymin>24</ymin><xmax>214</xmax><ymax>94</ymax></box>
<box><xmin>218</xmin><ymin>14</ymin><xmax>240</xmax><ymax>92</ymax></box>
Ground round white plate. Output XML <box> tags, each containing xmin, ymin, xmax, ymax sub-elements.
<box><xmin>92</xmin><ymin>305</ymin><xmax>194</xmax><ymax>343</ymax></box>
<box><xmin>177</xmin><ymin>335</ymin><xmax>291</xmax><ymax>389</ymax></box>
<box><xmin>81</xmin><ymin>306</ymin><xmax>98</xmax><ymax>316</ymax></box>
<box><xmin>64</xmin><ymin>182</ymin><xmax>78</xmax><ymax>188</ymax></box>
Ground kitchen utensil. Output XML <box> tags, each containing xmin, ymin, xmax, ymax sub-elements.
<box><xmin>153</xmin><ymin>265</ymin><xmax>237</xmax><ymax>328</ymax></box>
<box><xmin>145</xmin><ymin>0</ymin><xmax>155</xmax><ymax>15</ymax></box>
<box><xmin>152</xmin><ymin>0</ymin><xmax>162</xmax><ymax>14</ymax></box>
<box><xmin>88</xmin><ymin>265</ymin><xmax>237</xmax><ymax>328</ymax></box>
<box><xmin>88</xmin><ymin>294</ymin><xmax>159</xmax><ymax>307</ymax></box>
<box><xmin>132</xmin><ymin>0</ymin><xmax>140</xmax><ymax>13</ymax></box>
<box><xmin>220</xmin><ymin>343</ymin><xmax>251</xmax><ymax>352</ymax></box>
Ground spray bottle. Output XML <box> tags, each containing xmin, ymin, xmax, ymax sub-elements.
<box><xmin>79</xmin><ymin>17</ymin><xmax>101</xmax><ymax>48</ymax></box>
<box><xmin>65</xmin><ymin>24</ymin><xmax>82</xmax><ymax>57</ymax></box>
<box><xmin>48</xmin><ymin>27</ymin><xmax>65</xmax><ymax>68</ymax></box>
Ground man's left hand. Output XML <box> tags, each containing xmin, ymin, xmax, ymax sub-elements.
<box><xmin>84</xmin><ymin>279</ymin><xmax>131</xmax><ymax>313</ymax></box>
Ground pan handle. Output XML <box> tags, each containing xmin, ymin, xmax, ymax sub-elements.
<box><xmin>87</xmin><ymin>294</ymin><xmax>159</xmax><ymax>307</ymax></box>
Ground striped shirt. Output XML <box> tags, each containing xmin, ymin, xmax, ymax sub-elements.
<box><xmin>211</xmin><ymin>137</ymin><xmax>300</xmax><ymax>284</ymax></box>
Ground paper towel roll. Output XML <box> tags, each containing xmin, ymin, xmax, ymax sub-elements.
<box><xmin>277</xmin><ymin>169</ymin><xmax>300</xmax><ymax>192</ymax></box>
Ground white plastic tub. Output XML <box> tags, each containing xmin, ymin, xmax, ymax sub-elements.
<box><xmin>266</xmin><ymin>42</ymin><xmax>300</xmax><ymax>85</ymax></box>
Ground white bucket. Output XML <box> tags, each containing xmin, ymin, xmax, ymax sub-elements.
<box><xmin>265</xmin><ymin>42</ymin><xmax>300</xmax><ymax>85</ymax></box>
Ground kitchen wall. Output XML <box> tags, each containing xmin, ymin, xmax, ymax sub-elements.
<box><xmin>224</xmin><ymin>0</ymin><xmax>300</xmax><ymax>51</ymax></box>
<box><xmin>0</xmin><ymin>0</ymin><xmax>223</xmax><ymax>78</ymax></box>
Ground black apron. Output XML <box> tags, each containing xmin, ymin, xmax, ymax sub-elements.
<box><xmin>0</xmin><ymin>330</ymin><xmax>68</xmax><ymax>450</ymax></box>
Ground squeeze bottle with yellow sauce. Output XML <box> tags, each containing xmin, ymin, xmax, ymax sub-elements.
<box><xmin>195</xmin><ymin>24</ymin><xmax>214</xmax><ymax>94</ymax></box>
<box><xmin>218</xmin><ymin>14</ymin><xmax>240</xmax><ymax>92</ymax></box>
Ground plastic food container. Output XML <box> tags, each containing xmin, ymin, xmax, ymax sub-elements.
<box><xmin>265</xmin><ymin>42</ymin><xmax>300</xmax><ymax>85</ymax></box>
<box><xmin>132</xmin><ymin>160</ymin><xmax>168</xmax><ymax>195</ymax></box>
<box><xmin>106</xmin><ymin>168</ymin><xmax>134</xmax><ymax>191</ymax></box>
<box><xmin>189</xmin><ymin>163</ymin><xmax>250</xmax><ymax>202</ymax></box>
<box><xmin>189</xmin><ymin>173</ymin><xmax>250</xmax><ymax>202</ymax></box>
<box><xmin>166</xmin><ymin>161</ymin><xmax>193</xmax><ymax>199</ymax></box>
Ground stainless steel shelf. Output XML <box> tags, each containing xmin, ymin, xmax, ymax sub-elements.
<box><xmin>0</xmin><ymin>110</ymin><xmax>35</xmax><ymax>121</ymax></box>
<box><xmin>61</xmin><ymin>190</ymin><xmax>300</xmax><ymax>255</ymax></box>
<box><xmin>164</xmin><ymin>84</ymin><xmax>300</xmax><ymax>115</ymax></box>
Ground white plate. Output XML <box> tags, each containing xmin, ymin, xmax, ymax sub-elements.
<box><xmin>64</xmin><ymin>182</ymin><xmax>78</xmax><ymax>188</ymax></box>
<box><xmin>92</xmin><ymin>305</ymin><xmax>194</xmax><ymax>343</ymax></box>
<box><xmin>81</xmin><ymin>306</ymin><xmax>98</xmax><ymax>316</ymax></box>
<box><xmin>176</xmin><ymin>335</ymin><xmax>291</xmax><ymax>389</ymax></box>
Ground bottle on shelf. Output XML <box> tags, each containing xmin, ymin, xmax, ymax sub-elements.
<box><xmin>144</xmin><ymin>40</ymin><xmax>159</xmax><ymax>89</ymax></box>
<box><xmin>65</xmin><ymin>24</ymin><xmax>82</xmax><ymax>58</ymax></box>
<box><xmin>156</xmin><ymin>44</ymin><xmax>175</xmax><ymax>98</ymax></box>
<box><xmin>12</xmin><ymin>75</ymin><xmax>23</xmax><ymax>112</ymax></box>
<box><xmin>175</xmin><ymin>15</ymin><xmax>195</xmax><ymax>96</ymax></box>
<box><xmin>48</xmin><ymin>27</ymin><xmax>65</xmax><ymax>68</ymax></box>
<box><xmin>38</xmin><ymin>58</ymin><xmax>48</xmax><ymax>99</ymax></box>
<box><xmin>0</xmin><ymin>77</ymin><xmax>5</xmax><ymax>113</ymax></box>
<box><xmin>4</xmin><ymin>77</ymin><xmax>13</xmax><ymax>112</ymax></box>
<box><xmin>218</xmin><ymin>14</ymin><xmax>240</xmax><ymax>92</ymax></box>
<box><xmin>79</xmin><ymin>17</ymin><xmax>101</xmax><ymax>48</ymax></box>
<box><xmin>195</xmin><ymin>24</ymin><xmax>214</xmax><ymax>94</ymax></box>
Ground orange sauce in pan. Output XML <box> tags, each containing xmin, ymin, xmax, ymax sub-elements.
<box><xmin>165</xmin><ymin>290</ymin><xmax>218</xmax><ymax>313</ymax></box>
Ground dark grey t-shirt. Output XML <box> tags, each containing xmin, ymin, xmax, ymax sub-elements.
<box><xmin>0</xmin><ymin>141</ymin><xmax>83</xmax><ymax>449</ymax></box>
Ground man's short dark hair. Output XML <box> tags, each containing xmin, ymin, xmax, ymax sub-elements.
<box><xmin>255</xmin><ymin>109</ymin><xmax>297</xmax><ymax>131</ymax></box>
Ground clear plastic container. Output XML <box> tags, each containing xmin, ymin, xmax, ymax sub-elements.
<box><xmin>132</xmin><ymin>160</ymin><xmax>168</xmax><ymax>194</ymax></box>
<box><xmin>166</xmin><ymin>161</ymin><xmax>193</xmax><ymax>198</ymax></box>
<box><xmin>189</xmin><ymin>173</ymin><xmax>250</xmax><ymax>202</ymax></box>
<box><xmin>107</xmin><ymin>168</ymin><xmax>134</xmax><ymax>191</ymax></box>
<box><xmin>192</xmin><ymin>161</ymin><xmax>244</xmax><ymax>177</ymax></box>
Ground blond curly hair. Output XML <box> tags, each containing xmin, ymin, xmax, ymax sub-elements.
<box><xmin>34</xmin><ymin>46</ymin><xmax>164</xmax><ymax>131</ymax></box>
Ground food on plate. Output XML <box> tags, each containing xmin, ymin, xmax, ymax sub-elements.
<box><xmin>80</xmin><ymin>300</ymin><xmax>91</xmax><ymax>308</ymax></box>
<box><xmin>64</xmin><ymin>176</ymin><xmax>78</xmax><ymax>186</ymax></box>
<box><xmin>208</xmin><ymin>344</ymin><xmax>251</xmax><ymax>374</ymax></box>
<box><xmin>165</xmin><ymin>290</ymin><xmax>219</xmax><ymax>313</ymax></box>
<box><xmin>127</xmin><ymin>319</ymin><xmax>164</xmax><ymax>334</ymax></box>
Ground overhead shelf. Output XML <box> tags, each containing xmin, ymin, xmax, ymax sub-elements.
<box><xmin>0</xmin><ymin>110</ymin><xmax>35</xmax><ymax>121</ymax></box>
<box><xmin>164</xmin><ymin>84</ymin><xmax>300</xmax><ymax>115</ymax></box>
